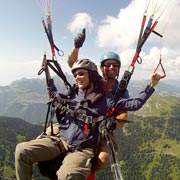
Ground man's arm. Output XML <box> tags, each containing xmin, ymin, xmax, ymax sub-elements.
<box><xmin>68</xmin><ymin>47</ymin><xmax>79</xmax><ymax>68</ymax></box>
<box><xmin>68</xmin><ymin>28</ymin><xmax>86</xmax><ymax>68</ymax></box>
<box><xmin>115</xmin><ymin>73</ymin><xmax>161</xmax><ymax>112</ymax></box>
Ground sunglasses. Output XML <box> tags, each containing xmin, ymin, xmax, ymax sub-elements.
<box><xmin>73</xmin><ymin>70</ymin><xmax>88</xmax><ymax>78</ymax></box>
<box><xmin>103</xmin><ymin>63</ymin><xmax>120</xmax><ymax>68</ymax></box>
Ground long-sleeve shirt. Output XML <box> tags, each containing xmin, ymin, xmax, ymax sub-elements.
<box><xmin>58</xmin><ymin>84</ymin><xmax>154</xmax><ymax>150</ymax></box>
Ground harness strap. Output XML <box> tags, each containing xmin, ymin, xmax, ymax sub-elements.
<box><xmin>57</xmin><ymin>105</ymin><xmax>105</xmax><ymax>124</ymax></box>
<box><xmin>53</xmin><ymin>90</ymin><xmax>104</xmax><ymax>124</ymax></box>
<box><xmin>53</xmin><ymin>89</ymin><xmax>106</xmax><ymax>155</ymax></box>
<box><xmin>86</xmin><ymin>92</ymin><xmax>103</xmax><ymax>104</ymax></box>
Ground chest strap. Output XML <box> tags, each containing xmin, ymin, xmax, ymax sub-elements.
<box><xmin>52</xmin><ymin>92</ymin><xmax>105</xmax><ymax>124</ymax></box>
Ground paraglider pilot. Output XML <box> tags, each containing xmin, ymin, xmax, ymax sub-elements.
<box><xmin>15</xmin><ymin>59</ymin><xmax>162</xmax><ymax>180</ymax></box>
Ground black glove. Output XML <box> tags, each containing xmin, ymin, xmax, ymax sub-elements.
<box><xmin>74</xmin><ymin>28</ymin><xmax>86</xmax><ymax>48</ymax></box>
<box><xmin>99</xmin><ymin>120</ymin><xmax>106</xmax><ymax>133</ymax></box>
<box><xmin>99</xmin><ymin>118</ymin><xmax>116</xmax><ymax>133</ymax></box>
<box><xmin>106</xmin><ymin>118</ymin><xmax>116</xmax><ymax>132</ymax></box>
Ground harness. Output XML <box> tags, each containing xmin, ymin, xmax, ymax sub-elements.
<box><xmin>44</xmin><ymin>85</ymin><xmax>110</xmax><ymax>149</ymax></box>
<box><xmin>54</xmin><ymin>91</ymin><xmax>105</xmax><ymax>124</ymax></box>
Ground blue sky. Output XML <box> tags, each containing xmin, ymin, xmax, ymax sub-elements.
<box><xmin>0</xmin><ymin>0</ymin><xmax>179</xmax><ymax>86</ymax></box>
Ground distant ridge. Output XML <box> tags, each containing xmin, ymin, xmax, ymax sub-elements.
<box><xmin>0</xmin><ymin>76</ymin><xmax>180</xmax><ymax>124</ymax></box>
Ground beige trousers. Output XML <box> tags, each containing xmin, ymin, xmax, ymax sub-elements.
<box><xmin>15</xmin><ymin>136</ymin><xmax>94</xmax><ymax>180</ymax></box>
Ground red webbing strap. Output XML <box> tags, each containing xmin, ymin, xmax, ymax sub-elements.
<box><xmin>86</xmin><ymin>172</ymin><xmax>95</xmax><ymax>180</ymax></box>
<box><xmin>131</xmin><ymin>12</ymin><xmax>147</xmax><ymax>67</ymax></box>
<box><xmin>108</xmin><ymin>15</ymin><xmax>160</xmax><ymax>117</ymax></box>
<box><xmin>42</xmin><ymin>16</ymin><xmax>64</xmax><ymax>58</ymax></box>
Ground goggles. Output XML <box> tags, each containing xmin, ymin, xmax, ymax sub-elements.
<box><xmin>103</xmin><ymin>63</ymin><xmax>120</xmax><ymax>68</ymax></box>
<box><xmin>73</xmin><ymin>70</ymin><xmax>88</xmax><ymax>78</ymax></box>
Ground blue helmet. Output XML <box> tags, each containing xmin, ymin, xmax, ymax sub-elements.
<box><xmin>100</xmin><ymin>51</ymin><xmax>121</xmax><ymax>67</ymax></box>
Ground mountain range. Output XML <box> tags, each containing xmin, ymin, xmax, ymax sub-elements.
<box><xmin>0</xmin><ymin>76</ymin><xmax>180</xmax><ymax>179</ymax></box>
<box><xmin>0</xmin><ymin>74</ymin><xmax>74</xmax><ymax>124</ymax></box>
<box><xmin>0</xmin><ymin>76</ymin><xmax>180</xmax><ymax>124</ymax></box>
<box><xmin>0</xmin><ymin>92</ymin><xmax>180</xmax><ymax>179</ymax></box>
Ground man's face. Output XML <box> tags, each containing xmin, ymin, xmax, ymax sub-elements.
<box><xmin>102</xmin><ymin>59</ymin><xmax>120</xmax><ymax>79</ymax></box>
<box><xmin>73</xmin><ymin>69</ymin><xmax>89</xmax><ymax>89</ymax></box>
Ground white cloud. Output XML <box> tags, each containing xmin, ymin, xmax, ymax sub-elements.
<box><xmin>97</xmin><ymin>0</ymin><xmax>179</xmax><ymax>49</ymax></box>
<box><xmin>0</xmin><ymin>59</ymin><xmax>41</xmax><ymax>86</ymax></box>
<box><xmin>96</xmin><ymin>0</ymin><xmax>180</xmax><ymax>80</ymax></box>
<box><xmin>0</xmin><ymin>57</ymin><xmax>73</xmax><ymax>86</ymax></box>
<box><xmin>96</xmin><ymin>0</ymin><xmax>145</xmax><ymax>50</ymax></box>
<box><xmin>67</xmin><ymin>13</ymin><xmax>93</xmax><ymax>34</ymax></box>
<box><xmin>62</xmin><ymin>0</ymin><xmax>180</xmax><ymax>81</ymax></box>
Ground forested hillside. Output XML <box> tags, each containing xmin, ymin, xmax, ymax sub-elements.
<box><xmin>0</xmin><ymin>116</ymin><xmax>44</xmax><ymax>180</ymax></box>
<box><xmin>96</xmin><ymin>95</ymin><xmax>180</xmax><ymax>180</ymax></box>
<box><xmin>0</xmin><ymin>94</ymin><xmax>180</xmax><ymax>180</ymax></box>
